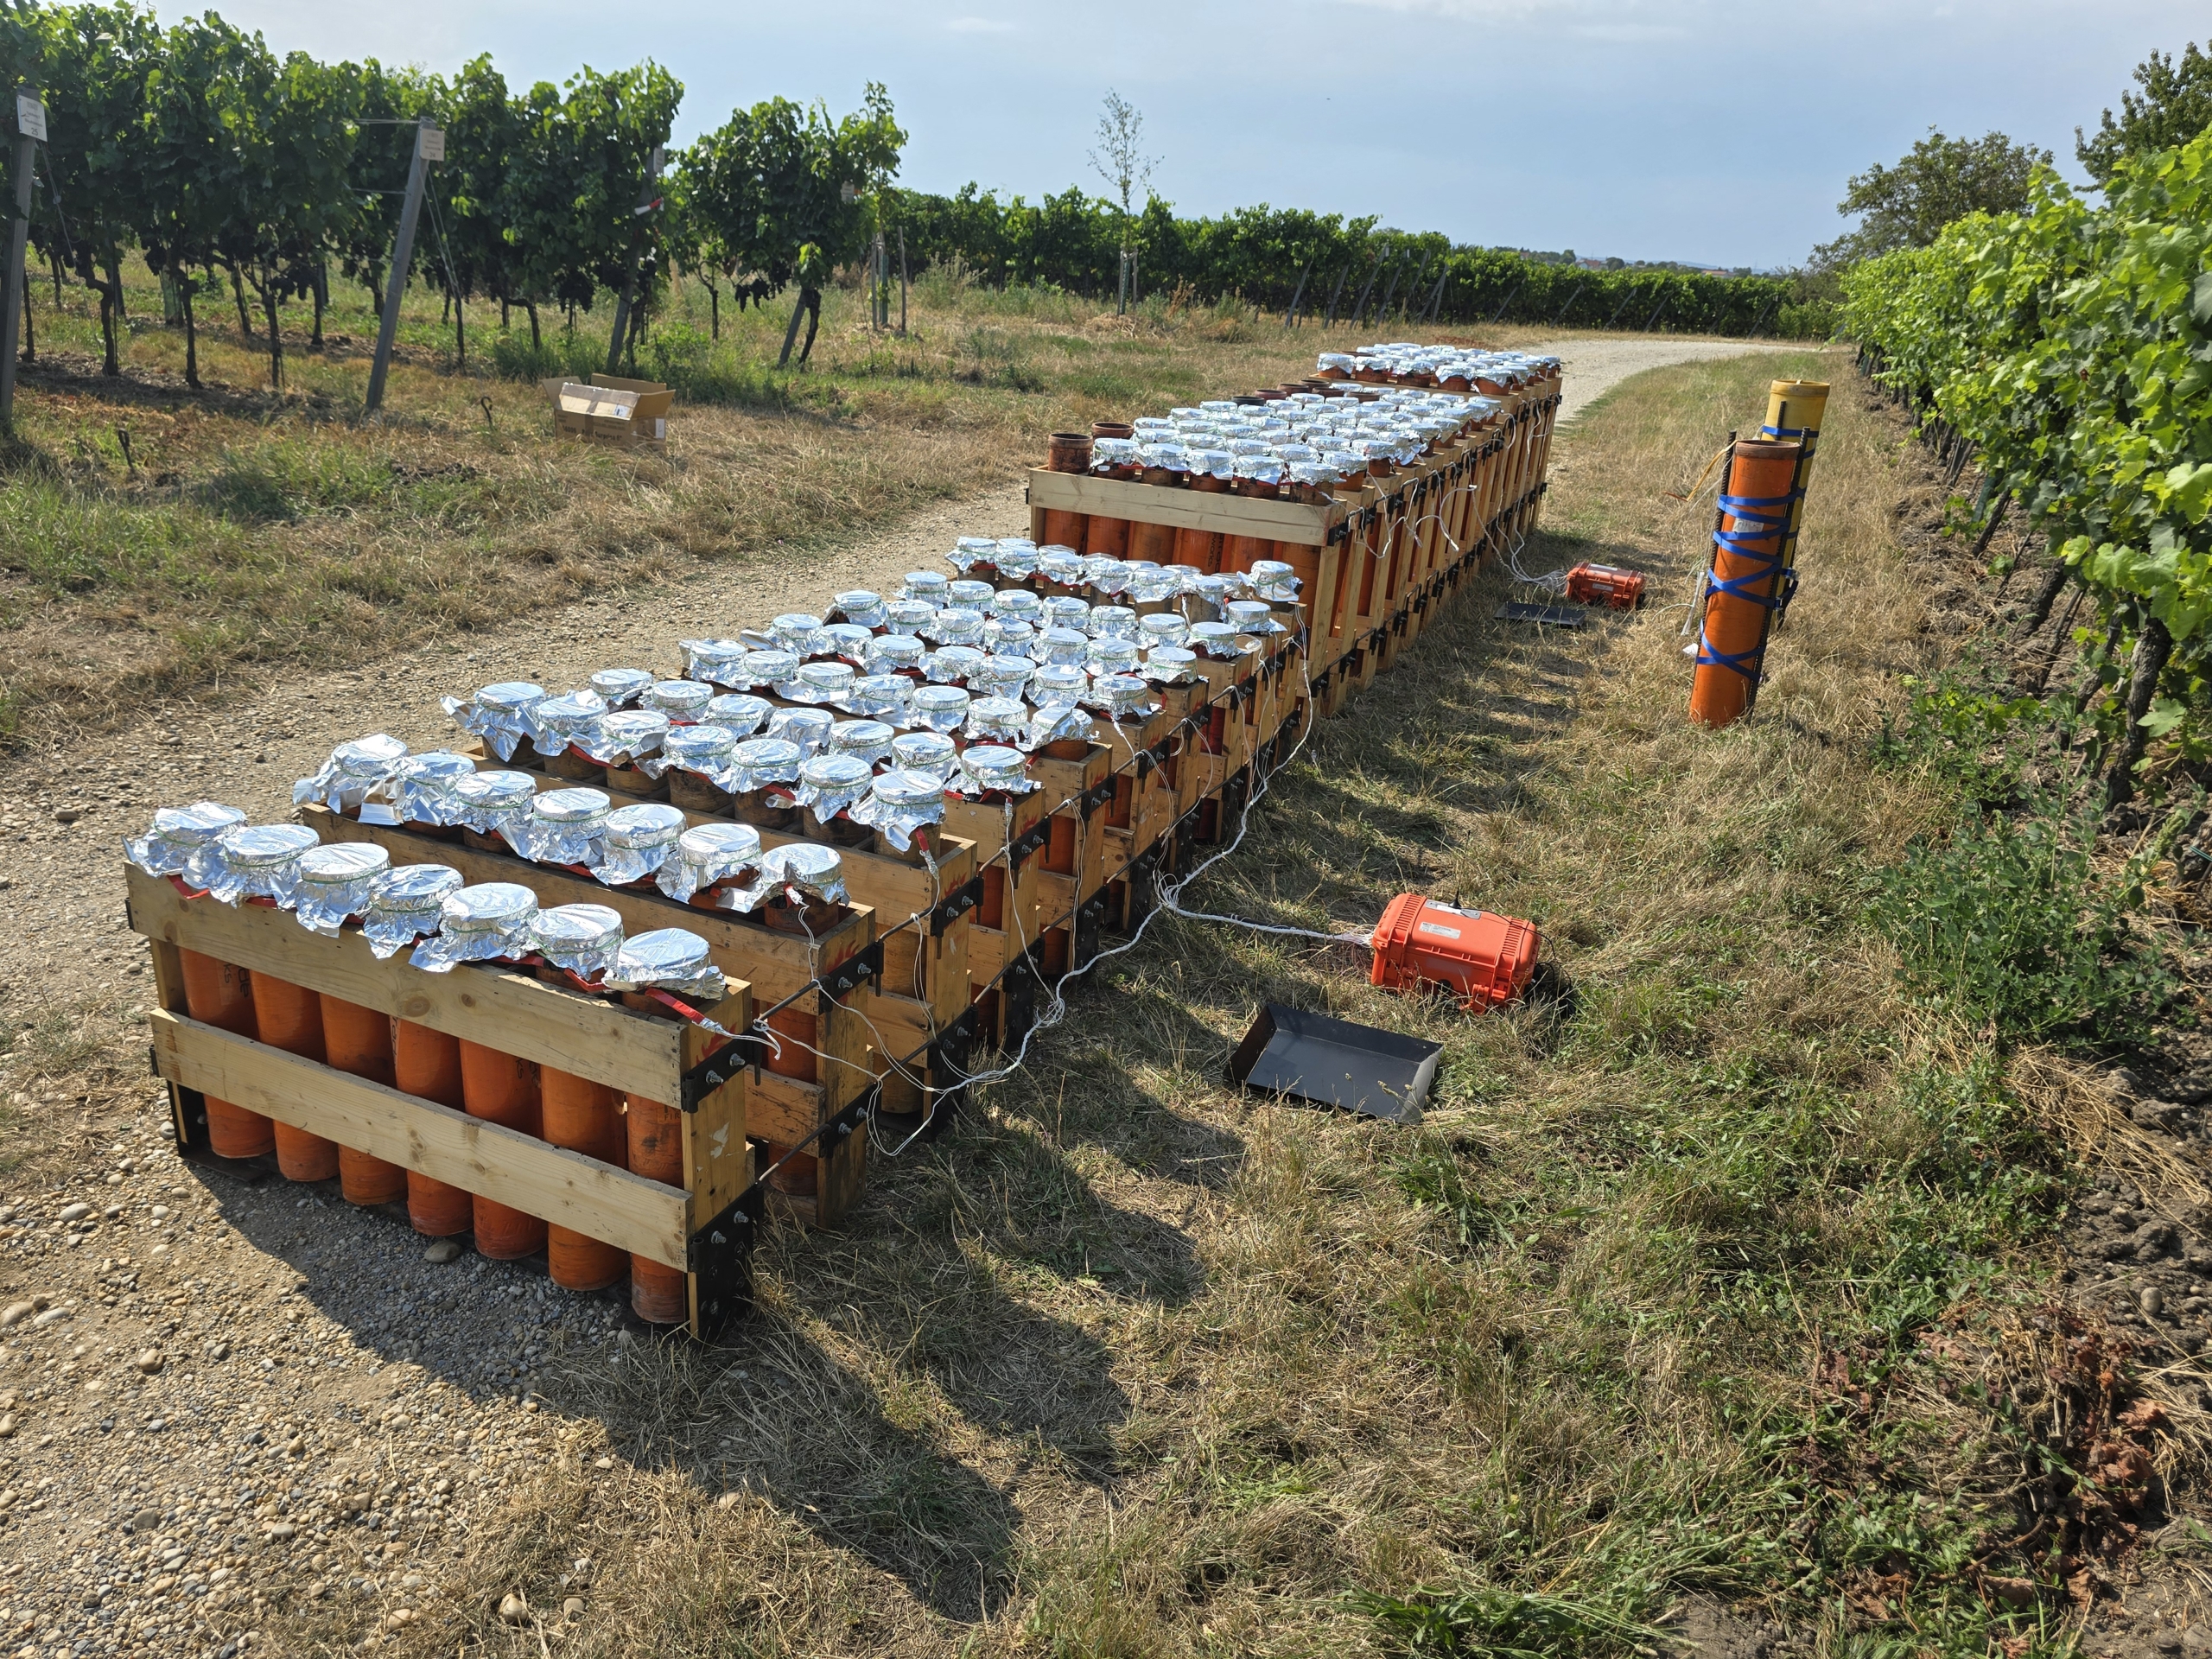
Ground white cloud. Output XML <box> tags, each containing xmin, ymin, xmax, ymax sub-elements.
<box><xmin>944</xmin><ymin>15</ymin><xmax>1014</xmax><ymax>29</ymax></box>
<box><xmin>1574</xmin><ymin>21</ymin><xmax>1688</xmax><ymax>37</ymax></box>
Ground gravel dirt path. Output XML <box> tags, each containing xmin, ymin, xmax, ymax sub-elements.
<box><xmin>0</xmin><ymin>333</ymin><xmax>1794</xmax><ymax>1659</ymax></box>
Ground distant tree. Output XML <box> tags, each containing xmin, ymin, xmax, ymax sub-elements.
<box><xmin>1089</xmin><ymin>90</ymin><xmax>1156</xmax><ymax>314</ymax></box>
<box><xmin>1810</xmin><ymin>128</ymin><xmax>2049</xmax><ymax>270</ymax></box>
<box><xmin>2076</xmin><ymin>40</ymin><xmax>2212</xmax><ymax>183</ymax></box>
<box><xmin>333</xmin><ymin>58</ymin><xmax>435</xmax><ymax>323</ymax></box>
<box><xmin>28</xmin><ymin>3</ymin><xmax>161</xmax><ymax>375</ymax></box>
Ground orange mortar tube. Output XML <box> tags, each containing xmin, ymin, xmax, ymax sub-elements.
<box><xmin>1082</xmin><ymin>514</ymin><xmax>1129</xmax><ymax>558</ymax></box>
<box><xmin>180</xmin><ymin>950</ymin><xmax>273</xmax><ymax>1159</ymax></box>
<box><xmin>392</xmin><ymin>1021</ymin><xmax>474</xmax><ymax>1236</ymax></box>
<box><xmin>248</xmin><ymin>972</ymin><xmax>338</xmax><ymax>1182</ymax></box>
<box><xmin>1128</xmin><ymin>519</ymin><xmax>1176</xmax><ymax>565</ymax></box>
<box><xmin>319</xmin><ymin>996</ymin><xmax>406</xmax><ymax>1205</ymax></box>
<box><xmin>1689</xmin><ymin>439</ymin><xmax>1802</xmax><ymax>729</ymax></box>
<box><xmin>626</xmin><ymin>1093</ymin><xmax>688</xmax><ymax>1324</ymax></box>
<box><xmin>459</xmin><ymin>1041</ymin><xmax>546</xmax><ymax>1261</ymax></box>
<box><xmin>539</xmin><ymin>1068</ymin><xmax>627</xmax><ymax>1291</ymax></box>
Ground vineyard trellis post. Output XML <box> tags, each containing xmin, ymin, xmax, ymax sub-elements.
<box><xmin>1421</xmin><ymin>263</ymin><xmax>1449</xmax><ymax>324</ymax></box>
<box><xmin>365</xmin><ymin>118</ymin><xmax>440</xmax><ymax>416</ymax></box>
<box><xmin>1</xmin><ymin>84</ymin><xmax>41</xmax><ymax>431</ymax></box>
<box><xmin>1486</xmin><ymin>273</ymin><xmax>1524</xmax><ymax>326</ymax></box>
<box><xmin>1322</xmin><ymin>262</ymin><xmax>1350</xmax><ymax>328</ymax></box>
<box><xmin>1281</xmin><ymin>256</ymin><xmax>1311</xmax><ymax>330</ymax></box>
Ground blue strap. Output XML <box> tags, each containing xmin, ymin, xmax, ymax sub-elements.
<box><xmin>1694</xmin><ymin>496</ymin><xmax>1790</xmax><ymax>680</ymax></box>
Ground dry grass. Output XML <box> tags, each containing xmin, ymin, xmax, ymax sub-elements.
<box><xmin>219</xmin><ymin>348</ymin><xmax>2145</xmax><ymax>1659</ymax></box>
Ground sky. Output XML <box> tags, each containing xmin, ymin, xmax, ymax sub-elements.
<box><xmin>153</xmin><ymin>0</ymin><xmax>2208</xmax><ymax>271</ymax></box>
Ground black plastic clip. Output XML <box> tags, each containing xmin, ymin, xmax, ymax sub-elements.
<box><xmin>1078</xmin><ymin>777</ymin><xmax>1118</xmax><ymax>820</ymax></box>
<box><xmin>930</xmin><ymin>874</ymin><xmax>985</xmax><ymax>936</ymax></box>
<box><xmin>677</xmin><ymin>1030</ymin><xmax>771</xmax><ymax>1112</ymax></box>
<box><xmin>818</xmin><ymin>938</ymin><xmax>884</xmax><ymax>1001</ymax></box>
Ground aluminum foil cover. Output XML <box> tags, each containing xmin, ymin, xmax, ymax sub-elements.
<box><xmin>890</xmin><ymin>730</ymin><xmax>957</xmax><ymax>779</ymax></box>
<box><xmin>411</xmin><ymin>881</ymin><xmax>539</xmax><ymax>974</ymax></box>
<box><xmin>832</xmin><ymin>589</ymin><xmax>887</xmax><ymax>628</ymax></box>
<box><xmin>1089</xmin><ymin>605</ymin><xmax>1139</xmax><ymax>640</ymax></box>
<box><xmin>946</xmin><ymin>538</ymin><xmax>995</xmax><ymax>575</ymax></box>
<box><xmin>361</xmin><ymin>863</ymin><xmax>463</xmax><ymax>958</ymax></box>
<box><xmin>738</xmin><ymin>842</ymin><xmax>849</xmax><ymax>912</ymax></box>
<box><xmin>658</xmin><ymin>822</ymin><xmax>762</xmax><ymax>904</ymax></box>
<box><xmin>1030</xmin><ymin>664</ymin><xmax>1089</xmax><ymax>704</ymax></box>
<box><xmin>289</xmin><ymin>842</ymin><xmax>391</xmax><ymax>937</ymax></box>
<box><xmin>741</xmin><ymin>650</ymin><xmax>798</xmax><ymax>693</ymax></box>
<box><xmin>607</xmin><ymin>929</ymin><xmax>726</xmax><ymax>1001</ymax></box>
<box><xmin>506</xmin><ymin>786</ymin><xmax>612</xmax><ymax>866</ymax></box>
<box><xmin>1225</xmin><ymin>599</ymin><xmax>1287</xmax><ymax>637</ymax></box>
<box><xmin>965</xmin><ymin>696</ymin><xmax>1028</xmax><ymax>743</ymax></box>
<box><xmin>794</xmin><ymin>753</ymin><xmax>874</xmax><ymax>825</ymax></box>
<box><xmin>1086</xmin><ymin>673</ymin><xmax>1155</xmax><ymax>720</ymax></box>
<box><xmin>528</xmin><ymin>690</ymin><xmax>609</xmax><ymax>759</ymax></box>
<box><xmin>765</xmin><ymin>708</ymin><xmax>833</xmax><ymax>756</ymax></box>
<box><xmin>848</xmin><ymin>675</ymin><xmax>914</xmax><ymax>721</ymax></box>
<box><xmin>1126</xmin><ymin>566</ymin><xmax>1179</xmax><ymax>605</ymax></box>
<box><xmin>1090</xmin><ymin>437</ymin><xmax>1139</xmax><ymax>468</ymax></box>
<box><xmin>866</xmin><ymin>633</ymin><xmax>926</xmax><ymax>676</ymax></box>
<box><xmin>589</xmin><ymin>667</ymin><xmax>655</xmax><ymax>708</ymax></box>
<box><xmin>184</xmin><ymin>823</ymin><xmax>320</xmax><ymax>906</ymax></box>
<box><xmin>1146</xmin><ymin>645</ymin><xmax>1199</xmax><ymax>684</ymax></box>
<box><xmin>593</xmin><ymin>802</ymin><xmax>688</xmax><ymax>886</ymax></box>
<box><xmin>643</xmin><ymin>680</ymin><xmax>715</xmax><ymax>721</ymax></box>
<box><xmin>906</xmin><ymin>569</ymin><xmax>954</xmax><ymax>601</ymax></box>
<box><xmin>1088</xmin><ymin>638</ymin><xmax>1142</xmax><ymax>676</ymax></box>
<box><xmin>771</xmin><ymin>613</ymin><xmax>827</xmax><ymax>657</ymax></box>
<box><xmin>829</xmin><ymin>720</ymin><xmax>897</xmax><ymax>766</ymax></box>
<box><xmin>1248</xmin><ymin>560</ymin><xmax>1301</xmax><ymax>601</ymax></box>
<box><xmin>884</xmin><ymin>600</ymin><xmax>937</xmax><ymax>635</ymax></box>
<box><xmin>361</xmin><ymin>751</ymin><xmax>478</xmax><ymax>828</ymax></box>
<box><xmin>925</xmin><ymin>607</ymin><xmax>985</xmax><ymax>647</ymax></box>
<box><xmin>1035</xmin><ymin>626</ymin><xmax>1090</xmax><ymax>667</ymax></box>
<box><xmin>641</xmin><ymin>723</ymin><xmax>739</xmax><ymax>786</ymax></box>
<box><xmin>1084</xmin><ymin>558</ymin><xmax>1131</xmax><ymax>596</ymax></box>
<box><xmin>450</xmin><ymin>769</ymin><xmax>540</xmax><ymax>836</ymax></box>
<box><xmin>957</xmin><ymin>744</ymin><xmax>1037</xmax><ymax>797</ymax></box>
<box><xmin>702</xmin><ymin>694</ymin><xmax>772</xmax><ymax>738</ymax></box>
<box><xmin>971</xmin><ymin>655</ymin><xmax>1035</xmax><ymax>698</ymax></box>
<box><xmin>679</xmin><ymin>639</ymin><xmax>751</xmax><ymax>688</ymax></box>
<box><xmin>991</xmin><ymin>590</ymin><xmax>1043</xmax><ymax>625</ymax></box>
<box><xmin>822</xmin><ymin>623</ymin><xmax>874</xmax><ymax>664</ymax></box>
<box><xmin>1023</xmin><ymin>700</ymin><xmax>1095</xmax><ymax>752</ymax></box>
<box><xmin>907</xmin><ymin>685</ymin><xmax>971</xmax><ymax>734</ymax></box>
<box><xmin>1139</xmin><ymin>613</ymin><xmax>1190</xmax><ymax>648</ymax></box>
<box><xmin>948</xmin><ymin>580</ymin><xmax>995</xmax><ymax>612</ymax></box>
<box><xmin>524</xmin><ymin>903</ymin><xmax>625</xmax><ymax>982</ymax></box>
<box><xmin>442</xmin><ymin>682</ymin><xmax>544</xmax><ymax>762</ymax></box>
<box><xmin>575</xmin><ymin>709</ymin><xmax>671</xmax><ymax>768</ymax></box>
<box><xmin>1038</xmin><ymin>550</ymin><xmax>1088</xmax><ymax>587</ymax></box>
<box><xmin>925</xmin><ymin>645</ymin><xmax>985</xmax><ymax>685</ymax></box>
<box><xmin>728</xmin><ymin>736</ymin><xmax>804</xmax><ymax>795</ymax></box>
<box><xmin>293</xmin><ymin>733</ymin><xmax>410</xmax><ymax>811</ymax></box>
<box><xmin>983</xmin><ymin>618</ymin><xmax>1037</xmax><ymax>658</ymax></box>
<box><xmin>1045</xmin><ymin>596</ymin><xmax>1092</xmax><ymax>629</ymax></box>
<box><xmin>125</xmin><ymin>802</ymin><xmax>245</xmax><ymax>877</ymax></box>
<box><xmin>992</xmin><ymin>540</ymin><xmax>1039</xmax><ymax>580</ymax></box>
<box><xmin>1188</xmin><ymin>622</ymin><xmax>1248</xmax><ymax>660</ymax></box>
<box><xmin>783</xmin><ymin>660</ymin><xmax>855</xmax><ymax>707</ymax></box>
<box><xmin>849</xmin><ymin>769</ymin><xmax>947</xmax><ymax>851</ymax></box>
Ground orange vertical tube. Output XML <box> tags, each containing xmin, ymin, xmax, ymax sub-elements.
<box><xmin>540</xmin><ymin>1068</ymin><xmax>627</xmax><ymax>1291</ymax></box>
<box><xmin>460</xmin><ymin>1041</ymin><xmax>545</xmax><ymax>1260</ymax></box>
<box><xmin>1040</xmin><ymin>507</ymin><xmax>1089</xmax><ymax>550</ymax></box>
<box><xmin>320</xmin><ymin>996</ymin><xmax>406</xmax><ymax>1205</ymax></box>
<box><xmin>1082</xmin><ymin>515</ymin><xmax>1129</xmax><ymax>557</ymax></box>
<box><xmin>1129</xmin><ymin>519</ymin><xmax>1176</xmax><ymax>565</ymax></box>
<box><xmin>1173</xmin><ymin>525</ymin><xmax>1222</xmax><ymax>573</ymax></box>
<box><xmin>248</xmin><ymin>972</ymin><xmax>339</xmax><ymax>1182</ymax></box>
<box><xmin>626</xmin><ymin>1094</ymin><xmax>689</xmax><ymax>1324</ymax></box>
<box><xmin>179</xmin><ymin>950</ymin><xmax>273</xmax><ymax>1159</ymax></box>
<box><xmin>1689</xmin><ymin>439</ymin><xmax>1802</xmax><ymax>730</ymax></box>
<box><xmin>1220</xmin><ymin>533</ymin><xmax>1274</xmax><ymax>575</ymax></box>
<box><xmin>393</xmin><ymin>1020</ymin><xmax>474</xmax><ymax>1235</ymax></box>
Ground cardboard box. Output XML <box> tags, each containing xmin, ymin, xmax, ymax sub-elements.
<box><xmin>543</xmin><ymin>375</ymin><xmax>674</xmax><ymax>452</ymax></box>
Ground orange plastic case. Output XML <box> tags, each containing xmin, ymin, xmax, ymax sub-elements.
<box><xmin>1565</xmin><ymin>563</ymin><xmax>1645</xmax><ymax>610</ymax></box>
<box><xmin>1369</xmin><ymin>893</ymin><xmax>1541</xmax><ymax>1011</ymax></box>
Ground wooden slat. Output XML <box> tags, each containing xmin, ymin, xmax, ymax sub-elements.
<box><xmin>124</xmin><ymin>868</ymin><xmax>695</xmax><ymax>1100</ymax></box>
<box><xmin>1027</xmin><ymin>469</ymin><xmax>1344</xmax><ymax>546</ymax></box>
<box><xmin>150</xmin><ymin>1011</ymin><xmax>691</xmax><ymax>1268</ymax></box>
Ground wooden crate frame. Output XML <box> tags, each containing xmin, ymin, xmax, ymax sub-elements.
<box><xmin>299</xmin><ymin>808</ymin><xmax>881</xmax><ymax>1228</ymax></box>
<box><xmin>127</xmin><ymin>868</ymin><xmax>760</xmax><ymax>1338</ymax></box>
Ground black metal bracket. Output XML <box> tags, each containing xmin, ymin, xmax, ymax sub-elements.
<box><xmin>929</xmin><ymin>874</ymin><xmax>985</xmax><ymax>936</ymax></box>
<box><xmin>677</xmin><ymin>1029</ymin><xmax>772</xmax><ymax>1112</ymax></box>
<box><xmin>685</xmin><ymin>1180</ymin><xmax>766</xmax><ymax>1338</ymax></box>
<box><xmin>1078</xmin><ymin>777</ymin><xmax>1118</xmax><ymax>821</ymax></box>
<box><xmin>818</xmin><ymin>938</ymin><xmax>884</xmax><ymax>1001</ymax></box>
<box><xmin>1008</xmin><ymin>816</ymin><xmax>1053</xmax><ymax>870</ymax></box>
